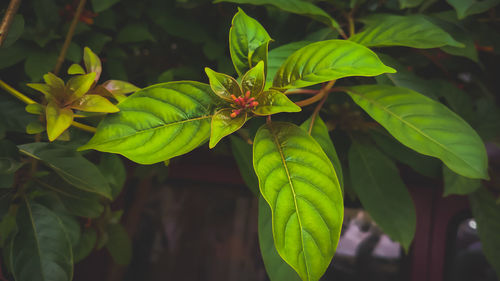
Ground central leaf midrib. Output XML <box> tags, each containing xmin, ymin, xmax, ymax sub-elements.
<box><xmin>349</xmin><ymin>89</ymin><xmax>479</xmax><ymax>174</ymax></box>
<box><xmin>89</xmin><ymin>115</ymin><xmax>212</xmax><ymax>147</ymax></box>
<box><xmin>268</xmin><ymin>123</ymin><xmax>311</xmax><ymax>281</ymax></box>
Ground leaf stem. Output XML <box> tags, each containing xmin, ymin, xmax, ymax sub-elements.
<box><xmin>347</xmin><ymin>12</ymin><xmax>355</xmax><ymax>38</ymax></box>
<box><xmin>285</xmin><ymin>89</ymin><xmax>319</xmax><ymax>95</ymax></box>
<box><xmin>0</xmin><ymin>0</ymin><xmax>22</xmax><ymax>46</ymax></box>
<box><xmin>71</xmin><ymin>121</ymin><xmax>96</xmax><ymax>133</ymax></box>
<box><xmin>53</xmin><ymin>0</ymin><xmax>87</xmax><ymax>75</ymax></box>
<box><xmin>295</xmin><ymin>80</ymin><xmax>336</xmax><ymax>108</ymax></box>
<box><xmin>308</xmin><ymin>92</ymin><xmax>329</xmax><ymax>135</ymax></box>
<box><xmin>0</xmin><ymin>79</ymin><xmax>36</xmax><ymax>104</ymax></box>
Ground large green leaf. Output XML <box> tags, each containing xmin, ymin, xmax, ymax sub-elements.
<box><xmin>37</xmin><ymin>176</ymin><xmax>104</xmax><ymax>218</ymax></box>
<box><xmin>447</xmin><ymin>0</ymin><xmax>500</xmax><ymax>19</ymax></box>
<box><xmin>370</xmin><ymin>128</ymin><xmax>440</xmax><ymax>178</ymax></box>
<box><xmin>11</xmin><ymin>200</ymin><xmax>73</xmax><ymax>281</ymax></box>
<box><xmin>300</xmin><ymin>116</ymin><xmax>343</xmax><ymax>189</ymax></box>
<box><xmin>469</xmin><ymin>188</ymin><xmax>500</xmax><ymax>277</ymax></box>
<box><xmin>344</xmin><ymin>85</ymin><xmax>488</xmax><ymax>179</ymax></box>
<box><xmin>443</xmin><ymin>165</ymin><xmax>481</xmax><ymax>196</ymax></box>
<box><xmin>230</xmin><ymin>136</ymin><xmax>259</xmax><ymax>195</ymax></box>
<box><xmin>348</xmin><ymin>141</ymin><xmax>416</xmax><ymax>251</ymax></box>
<box><xmin>79</xmin><ymin>82</ymin><xmax>216</xmax><ymax>164</ymax></box>
<box><xmin>18</xmin><ymin>143</ymin><xmax>112</xmax><ymax>198</ymax></box>
<box><xmin>229</xmin><ymin>8</ymin><xmax>272</xmax><ymax>76</ymax></box>
<box><xmin>350</xmin><ymin>14</ymin><xmax>464</xmax><ymax>48</ymax></box>
<box><xmin>253</xmin><ymin>122</ymin><xmax>343</xmax><ymax>281</ymax></box>
<box><xmin>215</xmin><ymin>0</ymin><xmax>342</xmax><ymax>32</ymax></box>
<box><xmin>210</xmin><ymin>109</ymin><xmax>247</xmax><ymax>148</ymax></box>
<box><xmin>258</xmin><ymin>196</ymin><xmax>302</xmax><ymax>281</ymax></box>
<box><xmin>266</xmin><ymin>41</ymin><xmax>311</xmax><ymax>88</ymax></box>
<box><xmin>272</xmin><ymin>40</ymin><xmax>395</xmax><ymax>89</ymax></box>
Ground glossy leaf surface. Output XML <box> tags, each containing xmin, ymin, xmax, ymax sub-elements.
<box><xmin>253</xmin><ymin>122</ymin><xmax>343</xmax><ymax>281</ymax></box>
<box><xmin>11</xmin><ymin>200</ymin><xmax>73</xmax><ymax>281</ymax></box>
<box><xmin>348</xmin><ymin>141</ymin><xmax>416</xmax><ymax>251</ymax></box>
<box><xmin>267</xmin><ymin>41</ymin><xmax>311</xmax><ymax>87</ymax></box>
<box><xmin>272</xmin><ymin>40</ymin><xmax>395</xmax><ymax>89</ymax></box>
<box><xmin>253</xmin><ymin>90</ymin><xmax>301</xmax><ymax>116</ymax></box>
<box><xmin>18</xmin><ymin>142</ymin><xmax>112</xmax><ymax>198</ymax></box>
<box><xmin>258</xmin><ymin>196</ymin><xmax>302</xmax><ymax>281</ymax></box>
<box><xmin>300</xmin><ymin>116</ymin><xmax>343</xmax><ymax>188</ymax></box>
<box><xmin>71</xmin><ymin>95</ymin><xmax>119</xmax><ymax>113</ymax></box>
<box><xmin>79</xmin><ymin>82</ymin><xmax>216</xmax><ymax>164</ymax></box>
<box><xmin>45</xmin><ymin>101</ymin><xmax>73</xmax><ymax>141</ymax></box>
<box><xmin>350</xmin><ymin>14</ymin><xmax>463</xmax><ymax>48</ymax></box>
<box><xmin>229</xmin><ymin>8</ymin><xmax>272</xmax><ymax>76</ymax></box>
<box><xmin>345</xmin><ymin>85</ymin><xmax>488</xmax><ymax>179</ymax></box>
<box><xmin>205</xmin><ymin>67</ymin><xmax>242</xmax><ymax>101</ymax></box>
<box><xmin>210</xmin><ymin>109</ymin><xmax>247</xmax><ymax>148</ymax></box>
<box><xmin>241</xmin><ymin>61</ymin><xmax>265</xmax><ymax>96</ymax></box>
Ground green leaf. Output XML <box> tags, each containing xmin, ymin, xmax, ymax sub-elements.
<box><xmin>45</xmin><ymin>101</ymin><xmax>74</xmax><ymax>141</ymax></box>
<box><xmin>216</xmin><ymin>0</ymin><xmax>342</xmax><ymax>32</ymax></box>
<box><xmin>258</xmin><ymin>196</ymin><xmax>302</xmax><ymax>281</ymax></box>
<box><xmin>229</xmin><ymin>136</ymin><xmax>259</xmax><ymax>195</ymax></box>
<box><xmin>348</xmin><ymin>140</ymin><xmax>416</xmax><ymax>251</ymax></box>
<box><xmin>71</xmin><ymin>95</ymin><xmax>119</xmax><ymax>113</ymax></box>
<box><xmin>0</xmin><ymin>140</ymin><xmax>22</xmax><ymax>175</ymax></box>
<box><xmin>1</xmin><ymin>15</ymin><xmax>24</xmax><ymax>48</ymax></box>
<box><xmin>241</xmin><ymin>61</ymin><xmax>265</xmax><ymax>96</ymax></box>
<box><xmin>116</xmin><ymin>23</ymin><xmax>155</xmax><ymax>43</ymax></box>
<box><xmin>344</xmin><ymin>85</ymin><xmax>488</xmax><ymax>179</ymax></box>
<box><xmin>83</xmin><ymin>47</ymin><xmax>102</xmax><ymax>81</ymax></box>
<box><xmin>370</xmin><ymin>129</ymin><xmax>440</xmax><ymax>178</ymax></box>
<box><xmin>210</xmin><ymin>109</ymin><xmax>247</xmax><ymax>148</ymax></box>
<box><xmin>229</xmin><ymin>8</ymin><xmax>272</xmax><ymax>76</ymax></box>
<box><xmin>447</xmin><ymin>0</ymin><xmax>500</xmax><ymax>19</ymax></box>
<box><xmin>0</xmin><ymin>211</ymin><xmax>16</xmax><ymax>247</ymax></box>
<box><xmin>300</xmin><ymin>116</ymin><xmax>343</xmax><ymax>189</ymax></box>
<box><xmin>74</xmin><ymin>228</ymin><xmax>97</xmax><ymax>263</ymax></box>
<box><xmin>102</xmin><ymin>80</ymin><xmax>140</xmax><ymax>96</ymax></box>
<box><xmin>253</xmin><ymin>90</ymin><xmax>301</xmax><ymax>115</ymax></box>
<box><xmin>106</xmin><ymin>224</ymin><xmax>132</xmax><ymax>265</ymax></box>
<box><xmin>205</xmin><ymin>67</ymin><xmax>242</xmax><ymax>101</ymax></box>
<box><xmin>267</xmin><ymin>41</ymin><xmax>311</xmax><ymax>88</ymax></box>
<box><xmin>11</xmin><ymin>200</ymin><xmax>73</xmax><ymax>281</ymax></box>
<box><xmin>0</xmin><ymin>42</ymin><xmax>29</xmax><ymax>69</ymax></box>
<box><xmin>37</xmin><ymin>176</ymin><xmax>104</xmax><ymax>218</ymax></box>
<box><xmin>443</xmin><ymin>165</ymin><xmax>481</xmax><ymax>196</ymax></box>
<box><xmin>67</xmin><ymin>72</ymin><xmax>97</xmax><ymax>103</ymax></box>
<box><xmin>25</xmin><ymin>51</ymin><xmax>58</xmax><ymax>82</ymax></box>
<box><xmin>350</xmin><ymin>14</ymin><xmax>464</xmax><ymax>48</ymax></box>
<box><xmin>469</xmin><ymin>188</ymin><xmax>500</xmax><ymax>277</ymax></box>
<box><xmin>91</xmin><ymin>0</ymin><xmax>121</xmax><ymax>13</ymax></box>
<box><xmin>79</xmin><ymin>82</ymin><xmax>216</xmax><ymax>164</ymax></box>
<box><xmin>25</xmin><ymin>103</ymin><xmax>44</xmax><ymax>115</ymax></box>
<box><xmin>18</xmin><ymin>142</ymin><xmax>112</xmax><ymax>198</ymax></box>
<box><xmin>99</xmin><ymin>154</ymin><xmax>126</xmax><ymax>199</ymax></box>
<box><xmin>68</xmin><ymin>64</ymin><xmax>86</xmax><ymax>75</ymax></box>
<box><xmin>398</xmin><ymin>0</ymin><xmax>425</xmax><ymax>8</ymax></box>
<box><xmin>272</xmin><ymin>40</ymin><xmax>395</xmax><ymax>89</ymax></box>
<box><xmin>26</xmin><ymin>121</ymin><xmax>46</xmax><ymax>134</ymax></box>
<box><xmin>253</xmin><ymin>122</ymin><xmax>343</xmax><ymax>281</ymax></box>
<box><xmin>431</xmin><ymin>16</ymin><xmax>479</xmax><ymax>62</ymax></box>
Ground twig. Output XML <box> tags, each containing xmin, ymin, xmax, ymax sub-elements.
<box><xmin>53</xmin><ymin>0</ymin><xmax>87</xmax><ymax>75</ymax></box>
<box><xmin>0</xmin><ymin>0</ymin><xmax>22</xmax><ymax>46</ymax></box>
<box><xmin>295</xmin><ymin>80</ymin><xmax>336</xmax><ymax>108</ymax></box>
<box><xmin>285</xmin><ymin>89</ymin><xmax>319</xmax><ymax>95</ymax></box>
<box><xmin>308</xmin><ymin>92</ymin><xmax>329</xmax><ymax>135</ymax></box>
<box><xmin>0</xmin><ymin>79</ymin><xmax>36</xmax><ymax>104</ymax></box>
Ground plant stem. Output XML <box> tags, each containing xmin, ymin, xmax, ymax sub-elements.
<box><xmin>347</xmin><ymin>12</ymin><xmax>355</xmax><ymax>38</ymax></box>
<box><xmin>71</xmin><ymin>121</ymin><xmax>96</xmax><ymax>133</ymax></box>
<box><xmin>0</xmin><ymin>0</ymin><xmax>22</xmax><ymax>46</ymax></box>
<box><xmin>53</xmin><ymin>0</ymin><xmax>87</xmax><ymax>75</ymax></box>
<box><xmin>285</xmin><ymin>89</ymin><xmax>319</xmax><ymax>95</ymax></box>
<box><xmin>308</xmin><ymin>92</ymin><xmax>329</xmax><ymax>135</ymax></box>
<box><xmin>295</xmin><ymin>80</ymin><xmax>336</xmax><ymax>108</ymax></box>
<box><xmin>0</xmin><ymin>79</ymin><xmax>36</xmax><ymax>104</ymax></box>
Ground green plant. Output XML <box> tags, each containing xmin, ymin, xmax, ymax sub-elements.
<box><xmin>1</xmin><ymin>0</ymin><xmax>500</xmax><ymax>281</ymax></box>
